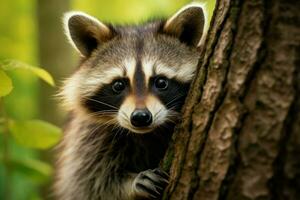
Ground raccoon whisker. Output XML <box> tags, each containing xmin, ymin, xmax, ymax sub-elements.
<box><xmin>167</xmin><ymin>115</ymin><xmax>179</xmax><ymax>120</ymax></box>
<box><xmin>117</xmin><ymin>125</ymin><xmax>125</xmax><ymax>136</ymax></box>
<box><xmin>89</xmin><ymin>112</ymin><xmax>117</xmax><ymax>119</ymax></box>
<box><xmin>112</xmin><ymin>123</ymin><xmax>125</xmax><ymax>137</ymax></box>
<box><xmin>92</xmin><ymin>118</ymin><xmax>116</xmax><ymax>131</ymax></box>
<box><xmin>111</xmin><ymin>125</ymin><xmax>123</xmax><ymax>145</ymax></box>
<box><xmin>164</xmin><ymin>110</ymin><xmax>180</xmax><ymax>123</ymax></box>
<box><xmin>105</xmin><ymin>118</ymin><xmax>117</xmax><ymax>125</ymax></box>
<box><xmin>165</xmin><ymin>118</ymin><xmax>177</xmax><ymax>124</ymax></box>
<box><xmin>112</xmin><ymin>123</ymin><xmax>119</xmax><ymax>131</ymax></box>
<box><xmin>119</xmin><ymin>111</ymin><xmax>134</xmax><ymax>131</ymax></box>
<box><xmin>89</xmin><ymin>111</ymin><xmax>116</xmax><ymax>115</ymax></box>
<box><xmin>83</xmin><ymin>97</ymin><xmax>119</xmax><ymax>110</ymax></box>
<box><xmin>166</xmin><ymin>94</ymin><xmax>186</xmax><ymax>107</ymax></box>
<box><xmin>98</xmin><ymin>121</ymin><xmax>116</xmax><ymax>135</ymax></box>
<box><xmin>168</xmin><ymin>103</ymin><xmax>184</xmax><ymax>112</ymax></box>
<box><xmin>120</xmin><ymin>111</ymin><xmax>130</xmax><ymax>121</ymax></box>
<box><xmin>157</xmin><ymin>107</ymin><xmax>168</xmax><ymax>118</ymax></box>
<box><xmin>93</xmin><ymin>109</ymin><xmax>118</xmax><ymax>113</ymax></box>
<box><xmin>93</xmin><ymin>111</ymin><xmax>117</xmax><ymax>116</ymax></box>
<box><xmin>115</xmin><ymin>125</ymin><xmax>129</xmax><ymax>143</ymax></box>
<box><xmin>155</xmin><ymin>123</ymin><xmax>174</xmax><ymax>133</ymax></box>
<box><xmin>126</xmin><ymin>129</ymin><xmax>130</xmax><ymax>136</ymax></box>
<box><xmin>84</xmin><ymin>109</ymin><xmax>118</xmax><ymax>118</ymax></box>
<box><xmin>85</xmin><ymin>112</ymin><xmax>116</xmax><ymax>119</ymax></box>
<box><xmin>94</xmin><ymin>123</ymin><xmax>112</xmax><ymax>134</ymax></box>
<box><xmin>167</xmin><ymin>113</ymin><xmax>180</xmax><ymax>121</ymax></box>
<box><xmin>115</xmin><ymin>125</ymin><xmax>124</xmax><ymax>135</ymax></box>
<box><xmin>154</xmin><ymin>108</ymin><xmax>164</xmax><ymax>119</ymax></box>
<box><xmin>84</xmin><ymin>123</ymin><xmax>107</xmax><ymax>142</ymax></box>
<box><xmin>167</xmin><ymin>108</ymin><xmax>180</xmax><ymax>115</ymax></box>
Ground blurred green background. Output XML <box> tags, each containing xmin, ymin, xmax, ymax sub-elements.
<box><xmin>0</xmin><ymin>0</ymin><xmax>215</xmax><ymax>199</ymax></box>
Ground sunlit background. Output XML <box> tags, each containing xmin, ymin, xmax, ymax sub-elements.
<box><xmin>0</xmin><ymin>0</ymin><xmax>215</xmax><ymax>199</ymax></box>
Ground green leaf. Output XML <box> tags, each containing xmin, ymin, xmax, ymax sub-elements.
<box><xmin>0</xmin><ymin>69</ymin><xmax>13</xmax><ymax>96</ymax></box>
<box><xmin>0</xmin><ymin>156</ymin><xmax>52</xmax><ymax>182</ymax></box>
<box><xmin>14</xmin><ymin>157</ymin><xmax>53</xmax><ymax>177</ymax></box>
<box><xmin>25</xmin><ymin>66</ymin><xmax>55</xmax><ymax>86</ymax></box>
<box><xmin>9</xmin><ymin>119</ymin><xmax>62</xmax><ymax>149</ymax></box>
<box><xmin>0</xmin><ymin>59</ymin><xmax>55</xmax><ymax>86</ymax></box>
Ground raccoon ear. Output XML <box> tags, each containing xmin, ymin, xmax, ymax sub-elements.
<box><xmin>163</xmin><ymin>3</ymin><xmax>207</xmax><ymax>47</ymax></box>
<box><xmin>63</xmin><ymin>11</ymin><xmax>114</xmax><ymax>56</ymax></box>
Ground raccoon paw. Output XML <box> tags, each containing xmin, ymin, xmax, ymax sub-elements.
<box><xmin>133</xmin><ymin>168</ymin><xmax>169</xmax><ymax>199</ymax></box>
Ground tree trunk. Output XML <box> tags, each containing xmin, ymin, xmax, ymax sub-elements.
<box><xmin>36</xmin><ymin>0</ymin><xmax>73</xmax><ymax>198</ymax></box>
<box><xmin>37</xmin><ymin>0</ymin><xmax>73</xmax><ymax>126</ymax></box>
<box><xmin>162</xmin><ymin>0</ymin><xmax>300</xmax><ymax>199</ymax></box>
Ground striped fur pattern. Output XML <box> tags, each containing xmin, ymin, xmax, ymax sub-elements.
<box><xmin>56</xmin><ymin>3</ymin><xmax>207</xmax><ymax>200</ymax></box>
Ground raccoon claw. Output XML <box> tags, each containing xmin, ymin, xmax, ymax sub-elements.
<box><xmin>133</xmin><ymin>168</ymin><xmax>169</xmax><ymax>199</ymax></box>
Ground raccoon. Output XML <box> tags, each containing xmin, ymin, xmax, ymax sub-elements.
<box><xmin>55</xmin><ymin>3</ymin><xmax>207</xmax><ymax>200</ymax></box>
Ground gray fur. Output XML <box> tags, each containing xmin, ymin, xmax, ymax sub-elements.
<box><xmin>55</xmin><ymin>114</ymin><xmax>173</xmax><ymax>199</ymax></box>
<box><xmin>56</xmin><ymin>4</ymin><xmax>206</xmax><ymax>200</ymax></box>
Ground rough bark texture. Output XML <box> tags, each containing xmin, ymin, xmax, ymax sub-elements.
<box><xmin>162</xmin><ymin>0</ymin><xmax>300</xmax><ymax>199</ymax></box>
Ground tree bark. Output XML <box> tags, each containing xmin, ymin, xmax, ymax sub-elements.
<box><xmin>162</xmin><ymin>0</ymin><xmax>300</xmax><ymax>199</ymax></box>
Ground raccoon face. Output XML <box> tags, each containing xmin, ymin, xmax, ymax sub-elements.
<box><xmin>61</xmin><ymin>3</ymin><xmax>207</xmax><ymax>134</ymax></box>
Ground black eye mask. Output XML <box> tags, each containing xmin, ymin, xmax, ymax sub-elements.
<box><xmin>83</xmin><ymin>78</ymin><xmax>130</xmax><ymax>113</ymax></box>
<box><xmin>149</xmin><ymin>77</ymin><xmax>190</xmax><ymax>112</ymax></box>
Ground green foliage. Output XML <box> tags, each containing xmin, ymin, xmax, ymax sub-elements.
<box><xmin>72</xmin><ymin>0</ymin><xmax>216</xmax><ymax>24</ymax></box>
<box><xmin>0</xmin><ymin>69</ymin><xmax>13</xmax><ymax>97</ymax></box>
<box><xmin>0</xmin><ymin>60</ymin><xmax>55</xmax><ymax>86</ymax></box>
<box><xmin>72</xmin><ymin>0</ymin><xmax>189</xmax><ymax>23</ymax></box>
<box><xmin>10</xmin><ymin>157</ymin><xmax>53</xmax><ymax>182</ymax></box>
<box><xmin>0</xmin><ymin>60</ymin><xmax>61</xmax><ymax>200</ymax></box>
<box><xmin>9</xmin><ymin>119</ymin><xmax>61</xmax><ymax>149</ymax></box>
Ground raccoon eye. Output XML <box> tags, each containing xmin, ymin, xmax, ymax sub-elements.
<box><xmin>154</xmin><ymin>77</ymin><xmax>168</xmax><ymax>90</ymax></box>
<box><xmin>112</xmin><ymin>80</ymin><xmax>126</xmax><ymax>93</ymax></box>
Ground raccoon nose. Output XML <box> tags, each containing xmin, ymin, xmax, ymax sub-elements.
<box><xmin>130</xmin><ymin>109</ymin><xmax>152</xmax><ymax>127</ymax></box>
